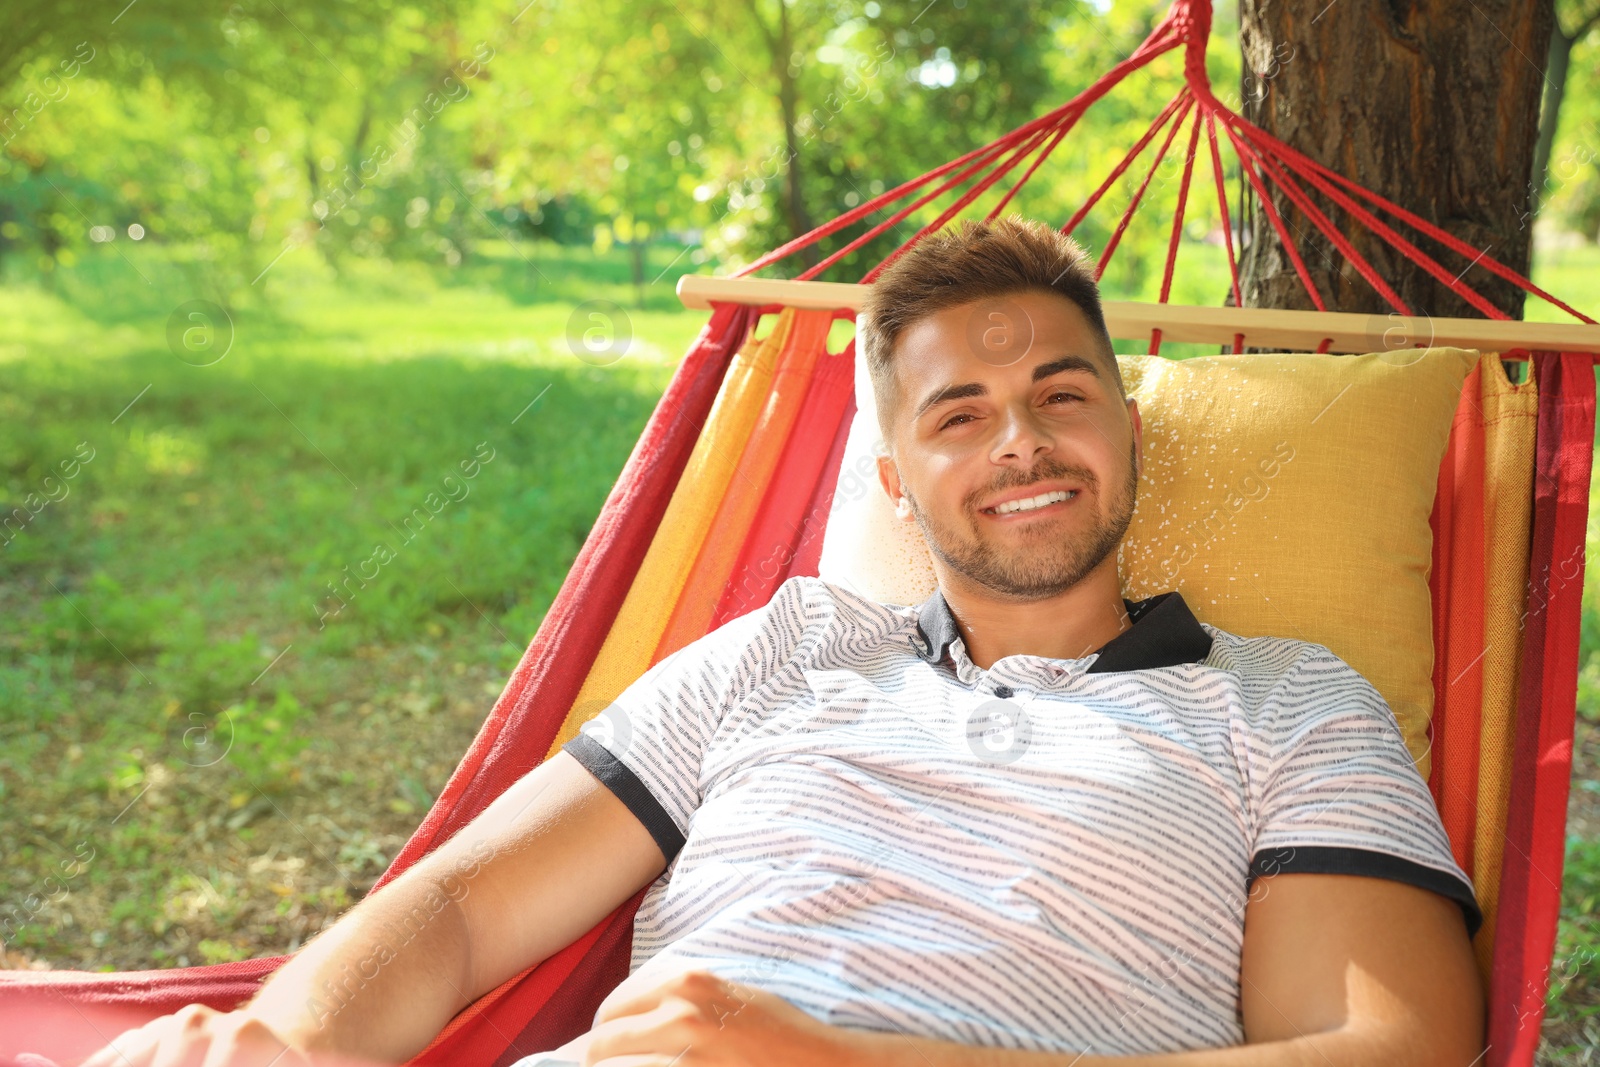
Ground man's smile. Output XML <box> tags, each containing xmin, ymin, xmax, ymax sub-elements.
<box><xmin>978</xmin><ymin>482</ymin><xmax>1083</xmax><ymax>519</ymax></box>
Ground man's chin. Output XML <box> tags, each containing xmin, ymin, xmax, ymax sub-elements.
<box><xmin>948</xmin><ymin>552</ymin><xmax>1093</xmax><ymax>601</ymax></box>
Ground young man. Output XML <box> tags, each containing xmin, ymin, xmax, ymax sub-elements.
<box><xmin>84</xmin><ymin>216</ymin><xmax>1484</xmax><ymax>1067</ymax></box>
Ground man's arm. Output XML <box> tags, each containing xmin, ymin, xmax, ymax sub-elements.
<box><xmin>81</xmin><ymin>751</ymin><xmax>667</xmax><ymax>1067</ymax></box>
<box><xmin>575</xmin><ymin>873</ymin><xmax>1484</xmax><ymax>1067</ymax></box>
<box><xmin>1227</xmin><ymin>870</ymin><xmax>1484</xmax><ymax>1063</ymax></box>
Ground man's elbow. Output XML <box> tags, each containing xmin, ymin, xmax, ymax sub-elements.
<box><xmin>1344</xmin><ymin>980</ymin><xmax>1485</xmax><ymax>1067</ymax></box>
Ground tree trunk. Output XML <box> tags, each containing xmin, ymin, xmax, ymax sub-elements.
<box><xmin>769</xmin><ymin>0</ymin><xmax>819</xmax><ymax>271</ymax></box>
<box><xmin>347</xmin><ymin>98</ymin><xmax>374</xmax><ymax>179</ymax></box>
<box><xmin>304</xmin><ymin>144</ymin><xmax>320</xmax><ymax>215</ymax></box>
<box><xmin>631</xmin><ymin>236</ymin><xmax>646</xmax><ymax>308</ymax></box>
<box><xmin>1237</xmin><ymin>0</ymin><xmax>1554</xmax><ymax>319</ymax></box>
<box><xmin>1532</xmin><ymin>7</ymin><xmax>1600</xmax><ymax>217</ymax></box>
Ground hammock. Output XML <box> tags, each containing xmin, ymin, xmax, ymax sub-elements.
<box><xmin>4</xmin><ymin>1</ymin><xmax>1597</xmax><ymax>1064</ymax></box>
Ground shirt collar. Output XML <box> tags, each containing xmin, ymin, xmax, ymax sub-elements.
<box><xmin>911</xmin><ymin>587</ymin><xmax>1213</xmax><ymax>673</ymax></box>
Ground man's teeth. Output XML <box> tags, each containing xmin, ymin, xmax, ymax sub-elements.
<box><xmin>990</xmin><ymin>489</ymin><xmax>1077</xmax><ymax>514</ymax></box>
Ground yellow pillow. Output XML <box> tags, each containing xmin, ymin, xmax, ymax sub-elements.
<box><xmin>1115</xmin><ymin>347</ymin><xmax>1477</xmax><ymax>778</ymax></box>
<box><xmin>818</xmin><ymin>346</ymin><xmax>1479</xmax><ymax>778</ymax></box>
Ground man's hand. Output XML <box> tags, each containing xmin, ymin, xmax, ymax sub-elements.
<box><xmin>560</xmin><ymin>868</ymin><xmax>1484</xmax><ymax>1067</ymax></box>
<box><xmin>79</xmin><ymin>1004</ymin><xmax>322</xmax><ymax>1067</ymax></box>
<box><xmin>576</xmin><ymin>970</ymin><xmax>864</xmax><ymax>1067</ymax></box>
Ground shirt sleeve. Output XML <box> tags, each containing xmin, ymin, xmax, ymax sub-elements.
<box><xmin>562</xmin><ymin>574</ymin><xmax>813</xmax><ymax>863</ymax></box>
<box><xmin>1247</xmin><ymin>646</ymin><xmax>1483</xmax><ymax>939</ymax></box>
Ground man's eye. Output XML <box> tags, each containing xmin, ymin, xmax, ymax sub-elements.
<box><xmin>939</xmin><ymin>412</ymin><xmax>974</xmax><ymax>430</ymax></box>
<box><xmin>1047</xmin><ymin>391</ymin><xmax>1084</xmax><ymax>405</ymax></box>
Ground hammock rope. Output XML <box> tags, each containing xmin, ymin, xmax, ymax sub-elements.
<box><xmin>1091</xmin><ymin>95</ymin><xmax>1197</xmax><ymax>279</ymax></box>
<box><xmin>735</xmin><ymin>0</ymin><xmax>1595</xmax><ymax>333</ymax></box>
<box><xmin>1201</xmin><ymin>115</ymin><xmax>1246</xmax><ymax>358</ymax></box>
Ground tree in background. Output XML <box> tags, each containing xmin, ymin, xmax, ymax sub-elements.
<box><xmin>0</xmin><ymin>0</ymin><xmax>472</xmax><ymax>288</ymax></box>
<box><xmin>1</xmin><ymin>0</ymin><xmax>1595</xmax><ymax>305</ymax></box>
<box><xmin>1532</xmin><ymin>0</ymin><xmax>1600</xmax><ymax>236</ymax></box>
<box><xmin>1236</xmin><ymin>0</ymin><xmax>1555</xmax><ymax>318</ymax></box>
<box><xmin>716</xmin><ymin>0</ymin><xmax>1064</xmax><ymax>273</ymax></box>
<box><xmin>475</xmin><ymin>0</ymin><xmax>1073</xmax><ymax>283</ymax></box>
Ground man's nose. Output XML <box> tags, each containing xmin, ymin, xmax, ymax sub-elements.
<box><xmin>989</xmin><ymin>405</ymin><xmax>1052</xmax><ymax>464</ymax></box>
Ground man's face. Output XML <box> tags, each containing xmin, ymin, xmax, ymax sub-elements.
<box><xmin>876</xmin><ymin>288</ymin><xmax>1142</xmax><ymax>601</ymax></box>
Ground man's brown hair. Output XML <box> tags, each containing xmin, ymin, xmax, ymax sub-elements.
<box><xmin>859</xmin><ymin>214</ymin><xmax>1121</xmax><ymax>444</ymax></box>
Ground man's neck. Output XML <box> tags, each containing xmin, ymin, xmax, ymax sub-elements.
<box><xmin>936</xmin><ymin>562</ymin><xmax>1132</xmax><ymax>671</ymax></box>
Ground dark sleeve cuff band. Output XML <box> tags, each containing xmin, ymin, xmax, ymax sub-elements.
<box><xmin>564</xmin><ymin>732</ymin><xmax>687</xmax><ymax>863</ymax></box>
<box><xmin>1248</xmin><ymin>845</ymin><xmax>1483</xmax><ymax>939</ymax></box>
<box><xmin>563</xmin><ymin>744</ymin><xmax>1484</xmax><ymax>940</ymax></box>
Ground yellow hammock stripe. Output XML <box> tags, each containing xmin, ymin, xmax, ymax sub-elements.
<box><xmin>545</xmin><ymin>307</ymin><xmax>798</xmax><ymax>757</ymax></box>
<box><xmin>654</xmin><ymin>308</ymin><xmax>837</xmax><ymax>662</ymax></box>
<box><xmin>1469</xmin><ymin>351</ymin><xmax>1538</xmax><ymax>984</ymax></box>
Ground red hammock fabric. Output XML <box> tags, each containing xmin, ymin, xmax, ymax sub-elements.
<box><xmin>1428</xmin><ymin>360</ymin><xmax>1487</xmax><ymax>879</ymax></box>
<box><xmin>1419</xmin><ymin>352</ymin><xmax>1596</xmax><ymax>1065</ymax></box>
<box><xmin>4</xmin><ymin>0</ymin><xmax>1597</xmax><ymax>1058</ymax></box>
<box><xmin>1488</xmin><ymin>352</ymin><xmax>1595</xmax><ymax>1063</ymax></box>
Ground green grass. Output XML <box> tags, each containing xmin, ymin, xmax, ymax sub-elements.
<box><xmin>0</xmin><ymin>238</ymin><xmax>706</xmax><ymax>968</ymax></box>
<box><xmin>1527</xmin><ymin>243</ymin><xmax>1600</xmax><ymax>324</ymax></box>
<box><xmin>1545</xmin><ymin>835</ymin><xmax>1600</xmax><ymax>1060</ymax></box>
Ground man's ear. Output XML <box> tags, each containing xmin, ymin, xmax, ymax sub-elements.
<box><xmin>876</xmin><ymin>452</ymin><xmax>917</xmax><ymax>522</ymax></box>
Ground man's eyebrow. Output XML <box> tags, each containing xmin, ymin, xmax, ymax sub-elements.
<box><xmin>1032</xmin><ymin>355</ymin><xmax>1104</xmax><ymax>383</ymax></box>
<box><xmin>912</xmin><ymin>355</ymin><xmax>1106</xmax><ymax>421</ymax></box>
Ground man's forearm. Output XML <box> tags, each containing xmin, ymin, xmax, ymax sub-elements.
<box><xmin>575</xmin><ymin>970</ymin><xmax>1459</xmax><ymax>1067</ymax></box>
<box><xmin>242</xmin><ymin>860</ymin><xmax>477</xmax><ymax>1064</ymax></box>
<box><xmin>848</xmin><ymin>1023</ymin><xmax>1448</xmax><ymax>1067</ymax></box>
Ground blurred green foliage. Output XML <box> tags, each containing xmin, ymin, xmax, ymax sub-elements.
<box><xmin>6</xmin><ymin>0</ymin><xmax>1586</xmax><ymax>311</ymax></box>
<box><xmin>4</xmin><ymin>0</ymin><xmax>1594</xmax><ymax>313</ymax></box>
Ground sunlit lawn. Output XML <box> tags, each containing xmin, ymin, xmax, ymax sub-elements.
<box><xmin>0</xmin><ymin>238</ymin><xmax>706</xmax><ymax>968</ymax></box>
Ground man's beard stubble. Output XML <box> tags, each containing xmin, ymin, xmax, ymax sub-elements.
<box><xmin>902</xmin><ymin>437</ymin><xmax>1140</xmax><ymax>601</ymax></box>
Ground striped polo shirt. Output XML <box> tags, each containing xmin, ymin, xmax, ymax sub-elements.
<box><xmin>563</xmin><ymin>574</ymin><xmax>1480</xmax><ymax>1056</ymax></box>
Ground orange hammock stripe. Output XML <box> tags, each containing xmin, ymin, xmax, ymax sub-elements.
<box><xmin>1430</xmin><ymin>358</ymin><xmax>1487</xmax><ymax>880</ymax></box>
<box><xmin>713</xmin><ymin>336</ymin><xmax>858</xmax><ymax>628</ymax></box>
<box><xmin>654</xmin><ymin>308</ymin><xmax>836</xmax><ymax>662</ymax></box>
<box><xmin>547</xmin><ymin>311</ymin><xmax>795</xmax><ymax>756</ymax></box>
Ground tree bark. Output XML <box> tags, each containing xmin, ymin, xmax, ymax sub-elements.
<box><xmin>1237</xmin><ymin>0</ymin><xmax>1554</xmax><ymax>319</ymax></box>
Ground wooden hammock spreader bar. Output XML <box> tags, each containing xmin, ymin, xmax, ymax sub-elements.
<box><xmin>675</xmin><ymin>274</ymin><xmax>1600</xmax><ymax>356</ymax></box>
